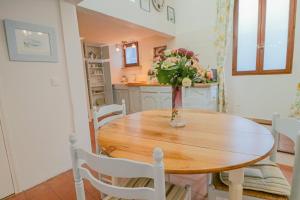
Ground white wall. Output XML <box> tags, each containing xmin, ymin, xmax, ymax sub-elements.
<box><xmin>0</xmin><ymin>0</ymin><xmax>90</xmax><ymax>191</ymax></box>
<box><xmin>172</xmin><ymin>0</ymin><xmax>217</xmax><ymax>67</ymax></box>
<box><xmin>174</xmin><ymin>0</ymin><xmax>300</xmax><ymax>120</ymax></box>
<box><xmin>78</xmin><ymin>0</ymin><xmax>176</xmax><ymax>36</ymax></box>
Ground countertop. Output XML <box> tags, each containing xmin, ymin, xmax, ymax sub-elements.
<box><xmin>113</xmin><ymin>82</ymin><xmax>218</xmax><ymax>88</ymax></box>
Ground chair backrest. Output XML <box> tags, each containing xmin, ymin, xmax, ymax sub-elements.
<box><xmin>93</xmin><ymin>99</ymin><xmax>126</xmax><ymax>131</ymax></box>
<box><xmin>270</xmin><ymin>113</ymin><xmax>300</xmax><ymax>200</ymax></box>
<box><xmin>69</xmin><ymin>135</ymin><xmax>166</xmax><ymax>200</ymax></box>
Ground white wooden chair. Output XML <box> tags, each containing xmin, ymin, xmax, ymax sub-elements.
<box><xmin>69</xmin><ymin>135</ymin><xmax>192</xmax><ymax>200</ymax></box>
<box><xmin>93</xmin><ymin>99</ymin><xmax>126</xmax><ymax>155</ymax></box>
<box><xmin>208</xmin><ymin>113</ymin><xmax>300</xmax><ymax>200</ymax></box>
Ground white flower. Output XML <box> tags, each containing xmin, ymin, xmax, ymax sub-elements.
<box><xmin>161</xmin><ymin>61</ymin><xmax>175</xmax><ymax>69</ymax></box>
<box><xmin>164</xmin><ymin>49</ymin><xmax>172</xmax><ymax>56</ymax></box>
<box><xmin>182</xmin><ymin>77</ymin><xmax>192</xmax><ymax>87</ymax></box>
<box><xmin>152</xmin><ymin>62</ymin><xmax>159</xmax><ymax>69</ymax></box>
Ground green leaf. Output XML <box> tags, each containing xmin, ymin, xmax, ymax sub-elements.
<box><xmin>157</xmin><ymin>70</ymin><xmax>172</xmax><ymax>84</ymax></box>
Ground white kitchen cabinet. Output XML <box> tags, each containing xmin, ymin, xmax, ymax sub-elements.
<box><xmin>183</xmin><ymin>85</ymin><xmax>218</xmax><ymax>111</ymax></box>
<box><xmin>113</xmin><ymin>84</ymin><xmax>218</xmax><ymax>113</ymax></box>
<box><xmin>141</xmin><ymin>92</ymin><xmax>161</xmax><ymax>111</ymax></box>
<box><xmin>113</xmin><ymin>85</ymin><xmax>130</xmax><ymax>114</ymax></box>
<box><xmin>140</xmin><ymin>87</ymin><xmax>172</xmax><ymax>111</ymax></box>
<box><xmin>159</xmin><ymin>93</ymin><xmax>172</xmax><ymax>109</ymax></box>
<box><xmin>128</xmin><ymin>87</ymin><xmax>142</xmax><ymax>113</ymax></box>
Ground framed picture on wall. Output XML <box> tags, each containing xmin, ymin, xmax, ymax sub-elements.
<box><xmin>153</xmin><ymin>45</ymin><xmax>167</xmax><ymax>60</ymax></box>
<box><xmin>167</xmin><ymin>6</ymin><xmax>175</xmax><ymax>24</ymax></box>
<box><xmin>140</xmin><ymin>0</ymin><xmax>150</xmax><ymax>12</ymax></box>
<box><xmin>3</xmin><ymin>19</ymin><xmax>58</xmax><ymax>62</ymax></box>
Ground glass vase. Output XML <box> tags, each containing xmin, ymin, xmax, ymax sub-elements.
<box><xmin>170</xmin><ymin>86</ymin><xmax>186</xmax><ymax>128</ymax></box>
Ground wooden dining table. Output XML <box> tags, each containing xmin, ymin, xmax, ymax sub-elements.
<box><xmin>98</xmin><ymin>109</ymin><xmax>274</xmax><ymax>200</ymax></box>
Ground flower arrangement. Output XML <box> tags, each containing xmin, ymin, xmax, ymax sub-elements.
<box><xmin>152</xmin><ymin>48</ymin><xmax>215</xmax><ymax>127</ymax></box>
<box><xmin>153</xmin><ymin>48</ymin><xmax>214</xmax><ymax>87</ymax></box>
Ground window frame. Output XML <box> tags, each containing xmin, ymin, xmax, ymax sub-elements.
<box><xmin>232</xmin><ymin>0</ymin><xmax>297</xmax><ymax>76</ymax></box>
<box><xmin>123</xmin><ymin>42</ymin><xmax>140</xmax><ymax>67</ymax></box>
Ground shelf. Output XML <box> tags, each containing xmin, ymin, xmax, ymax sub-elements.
<box><xmin>85</xmin><ymin>58</ymin><xmax>110</xmax><ymax>63</ymax></box>
<box><xmin>92</xmin><ymin>92</ymin><xmax>105</xmax><ymax>96</ymax></box>
<box><xmin>90</xmin><ymin>85</ymin><xmax>104</xmax><ymax>87</ymax></box>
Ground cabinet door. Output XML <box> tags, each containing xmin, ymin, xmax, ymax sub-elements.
<box><xmin>160</xmin><ymin>93</ymin><xmax>172</xmax><ymax>109</ymax></box>
<box><xmin>141</xmin><ymin>93</ymin><xmax>160</xmax><ymax>111</ymax></box>
<box><xmin>182</xmin><ymin>87</ymin><xmax>218</xmax><ymax>111</ymax></box>
<box><xmin>129</xmin><ymin>88</ymin><xmax>141</xmax><ymax>113</ymax></box>
<box><xmin>113</xmin><ymin>89</ymin><xmax>130</xmax><ymax>113</ymax></box>
<box><xmin>0</xmin><ymin>121</ymin><xmax>14</xmax><ymax>199</ymax></box>
<box><xmin>182</xmin><ymin>88</ymin><xmax>209</xmax><ymax>109</ymax></box>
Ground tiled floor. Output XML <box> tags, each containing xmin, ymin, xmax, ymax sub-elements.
<box><xmin>5</xmin><ymin>165</ymin><xmax>293</xmax><ymax>200</ymax></box>
<box><xmin>5</xmin><ymin>121</ymin><xmax>294</xmax><ymax>200</ymax></box>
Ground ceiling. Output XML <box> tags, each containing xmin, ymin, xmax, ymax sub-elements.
<box><xmin>77</xmin><ymin>7</ymin><xmax>172</xmax><ymax>44</ymax></box>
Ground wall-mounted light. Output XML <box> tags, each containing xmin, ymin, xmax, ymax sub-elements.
<box><xmin>115</xmin><ymin>44</ymin><xmax>122</xmax><ymax>52</ymax></box>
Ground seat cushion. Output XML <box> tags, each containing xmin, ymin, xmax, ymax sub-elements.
<box><xmin>213</xmin><ymin>160</ymin><xmax>290</xmax><ymax>200</ymax></box>
<box><xmin>106</xmin><ymin>178</ymin><xmax>187</xmax><ymax>200</ymax></box>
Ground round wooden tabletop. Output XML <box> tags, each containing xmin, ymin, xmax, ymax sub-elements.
<box><xmin>98</xmin><ymin>109</ymin><xmax>274</xmax><ymax>174</ymax></box>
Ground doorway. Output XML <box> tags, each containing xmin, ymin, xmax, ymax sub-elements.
<box><xmin>0</xmin><ymin>119</ymin><xmax>14</xmax><ymax>199</ymax></box>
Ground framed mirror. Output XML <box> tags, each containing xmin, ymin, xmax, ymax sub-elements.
<box><xmin>123</xmin><ymin>42</ymin><xmax>139</xmax><ymax>67</ymax></box>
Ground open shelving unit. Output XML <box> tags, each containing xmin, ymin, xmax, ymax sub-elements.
<box><xmin>82</xmin><ymin>41</ymin><xmax>113</xmax><ymax>110</ymax></box>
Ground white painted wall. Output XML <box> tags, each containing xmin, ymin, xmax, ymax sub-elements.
<box><xmin>171</xmin><ymin>0</ymin><xmax>217</xmax><ymax>68</ymax></box>
<box><xmin>0</xmin><ymin>0</ymin><xmax>90</xmax><ymax>192</ymax></box>
<box><xmin>78</xmin><ymin>0</ymin><xmax>176</xmax><ymax>36</ymax></box>
<box><xmin>174</xmin><ymin>0</ymin><xmax>300</xmax><ymax>120</ymax></box>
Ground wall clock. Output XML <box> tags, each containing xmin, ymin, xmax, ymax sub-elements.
<box><xmin>152</xmin><ymin>0</ymin><xmax>165</xmax><ymax>12</ymax></box>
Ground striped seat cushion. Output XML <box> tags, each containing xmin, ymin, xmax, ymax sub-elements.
<box><xmin>106</xmin><ymin>178</ymin><xmax>187</xmax><ymax>200</ymax></box>
<box><xmin>214</xmin><ymin>160</ymin><xmax>290</xmax><ymax>200</ymax></box>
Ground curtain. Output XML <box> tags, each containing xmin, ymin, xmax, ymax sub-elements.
<box><xmin>290</xmin><ymin>83</ymin><xmax>300</xmax><ymax>119</ymax></box>
<box><xmin>215</xmin><ymin>0</ymin><xmax>234</xmax><ymax>112</ymax></box>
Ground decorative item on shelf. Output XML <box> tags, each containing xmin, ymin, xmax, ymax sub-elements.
<box><xmin>167</xmin><ymin>6</ymin><xmax>175</xmax><ymax>24</ymax></box>
<box><xmin>153</xmin><ymin>48</ymin><xmax>211</xmax><ymax>127</ymax></box>
<box><xmin>140</xmin><ymin>0</ymin><xmax>150</xmax><ymax>12</ymax></box>
<box><xmin>121</xmin><ymin>75</ymin><xmax>128</xmax><ymax>83</ymax></box>
<box><xmin>88</xmin><ymin>51</ymin><xmax>96</xmax><ymax>60</ymax></box>
<box><xmin>152</xmin><ymin>0</ymin><xmax>165</xmax><ymax>12</ymax></box>
<box><xmin>290</xmin><ymin>83</ymin><xmax>300</xmax><ymax>119</ymax></box>
<box><xmin>147</xmin><ymin>69</ymin><xmax>156</xmax><ymax>83</ymax></box>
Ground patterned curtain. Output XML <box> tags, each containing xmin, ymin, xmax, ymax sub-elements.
<box><xmin>215</xmin><ymin>0</ymin><xmax>234</xmax><ymax>112</ymax></box>
<box><xmin>290</xmin><ymin>83</ymin><xmax>300</xmax><ymax>119</ymax></box>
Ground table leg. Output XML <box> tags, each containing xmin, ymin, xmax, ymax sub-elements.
<box><xmin>228</xmin><ymin>168</ymin><xmax>244</xmax><ymax>200</ymax></box>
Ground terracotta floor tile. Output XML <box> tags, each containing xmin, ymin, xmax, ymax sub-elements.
<box><xmin>5</xmin><ymin>193</ymin><xmax>26</xmax><ymax>200</ymax></box>
<box><xmin>5</xmin><ymin>121</ymin><xmax>293</xmax><ymax>200</ymax></box>
<box><xmin>24</xmin><ymin>183</ymin><xmax>61</xmax><ymax>200</ymax></box>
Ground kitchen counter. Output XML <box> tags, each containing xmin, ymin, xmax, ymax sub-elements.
<box><xmin>114</xmin><ymin>82</ymin><xmax>218</xmax><ymax>88</ymax></box>
<box><xmin>113</xmin><ymin>82</ymin><xmax>219</xmax><ymax>114</ymax></box>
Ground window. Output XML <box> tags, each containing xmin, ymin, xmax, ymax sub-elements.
<box><xmin>123</xmin><ymin>42</ymin><xmax>140</xmax><ymax>67</ymax></box>
<box><xmin>233</xmin><ymin>0</ymin><xmax>297</xmax><ymax>75</ymax></box>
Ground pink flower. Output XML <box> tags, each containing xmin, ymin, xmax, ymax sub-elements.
<box><xmin>186</xmin><ymin>51</ymin><xmax>194</xmax><ymax>58</ymax></box>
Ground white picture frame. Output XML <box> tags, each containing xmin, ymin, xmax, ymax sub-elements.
<box><xmin>3</xmin><ymin>19</ymin><xmax>58</xmax><ymax>62</ymax></box>
<box><xmin>167</xmin><ymin>6</ymin><xmax>175</xmax><ymax>24</ymax></box>
<box><xmin>140</xmin><ymin>0</ymin><xmax>150</xmax><ymax>12</ymax></box>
